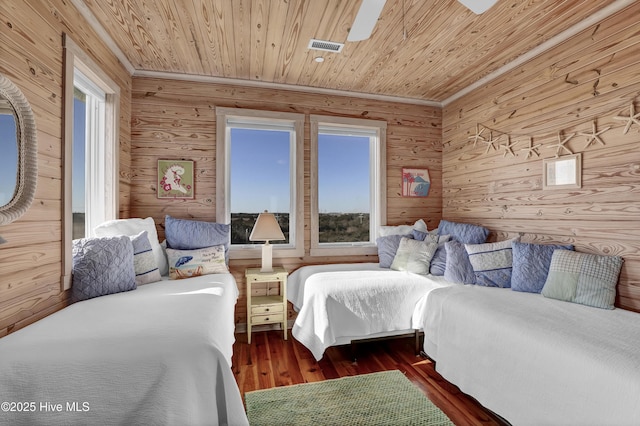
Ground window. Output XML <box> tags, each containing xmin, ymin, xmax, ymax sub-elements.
<box><xmin>62</xmin><ymin>34</ymin><xmax>120</xmax><ymax>289</ymax></box>
<box><xmin>310</xmin><ymin>115</ymin><xmax>386</xmax><ymax>256</ymax></box>
<box><xmin>216</xmin><ymin>107</ymin><xmax>304</xmax><ymax>259</ymax></box>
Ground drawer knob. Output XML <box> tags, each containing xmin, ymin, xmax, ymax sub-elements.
<box><xmin>265</xmin><ymin>317</ymin><xmax>269</xmax><ymax>321</ymax></box>
<box><xmin>265</xmin><ymin>308</ymin><xmax>270</xmax><ymax>312</ymax></box>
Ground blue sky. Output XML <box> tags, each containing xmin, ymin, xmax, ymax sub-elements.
<box><xmin>0</xmin><ymin>114</ymin><xmax>18</xmax><ymax>205</ymax></box>
<box><xmin>230</xmin><ymin>129</ymin><xmax>370</xmax><ymax>214</ymax></box>
<box><xmin>72</xmin><ymin>97</ymin><xmax>86</xmax><ymax>213</ymax></box>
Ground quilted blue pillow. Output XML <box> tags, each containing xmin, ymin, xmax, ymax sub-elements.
<box><xmin>443</xmin><ymin>240</ymin><xmax>476</xmax><ymax>284</ymax></box>
<box><xmin>429</xmin><ymin>243</ymin><xmax>448</xmax><ymax>276</ymax></box>
<box><xmin>165</xmin><ymin>215</ymin><xmax>230</xmax><ymax>262</ymax></box>
<box><xmin>465</xmin><ymin>238</ymin><xmax>518</xmax><ymax>288</ymax></box>
<box><xmin>511</xmin><ymin>242</ymin><xmax>574</xmax><ymax>293</ymax></box>
<box><xmin>437</xmin><ymin>220</ymin><xmax>489</xmax><ymax>244</ymax></box>
<box><xmin>377</xmin><ymin>234</ymin><xmax>413</xmax><ymax>268</ymax></box>
<box><xmin>72</xmin><ymin>236</ymin><xmax>136</xmax><ymax>303</ymax></box>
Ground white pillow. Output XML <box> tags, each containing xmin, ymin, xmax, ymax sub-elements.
<box><xmin>379</xmin><ymin>219</ymin><xmax>428</xmax><ymax>237</ymax></box>
<box><xmin>94</xmin><ymin>217</ymin><xmax>168</xmax><ymax>276</ymax></box>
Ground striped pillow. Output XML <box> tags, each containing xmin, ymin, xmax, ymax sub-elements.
<box><xmin>541</xmin><ymin>250</ymin><xmax>623</xmax><ymax>309</ymax></box>
<box><xmin>130</xmin><ymin>231</ymin><xmax>162</xmax><ymax>285</ymax></box>
<box><xmin>465</xmin><ymin>238</ymin><xmax>519</xmax><ymax>288</ymax></box>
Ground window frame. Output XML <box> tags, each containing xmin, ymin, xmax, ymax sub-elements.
<box><xmin>62</xmin><ymin>34</ymin><xmax>120</xmax><ymax>290</ymax></box>
<box><xmin>310</xmin><ymin>115</ymin><xmax>387</xmax><ymax>257</ymax></box>
<box><xmin>215</xmin><ymin>107</ymin><xmax>304</xmax><ymax>260</ymax></box>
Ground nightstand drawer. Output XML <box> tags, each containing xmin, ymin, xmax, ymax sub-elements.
<box><xmin>251</xmin><ymin>313</ymin><xmax>284</xmax><ymax>325</ymax></box>
<box><xmin>251</xmin><ymin>304</ymin><xmax>284</xmax><ymax>315</ymax></box>
<box><xmin>248</xmin><ymin>273</ymin><xmax>285</xmax><ymax>282</ymax></box>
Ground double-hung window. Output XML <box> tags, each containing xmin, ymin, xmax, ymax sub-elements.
<box><xmin>62</xmin><ymin>35</ymin><xmax>119</xmax><ymax>289</ymax></box>
<box><xmin>310</xmin><ymin>115</ymin><xmax>386</xmax><ymax>256</ymax></box>
<box><xmin>216</xmin><ymin>107</ymin><xmax>304</xmax><ymax>259</ymax></box>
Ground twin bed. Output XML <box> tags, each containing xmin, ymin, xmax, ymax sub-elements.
<box><xmin>0</xmin><ymin>274</ymin><xmax>249</xmax><ymax>426</ymax></box>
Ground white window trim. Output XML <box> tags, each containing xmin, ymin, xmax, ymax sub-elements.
<box><xmin>310</xmin><ymin>115</ymin><xmax>386</xmax><ymax>257</ymax></box>
<box><xmin>62</xmin><ymin>34</ymin><xmax>120</xmax><ymax>290</ymax></box>
<box><xmin>215</xmin><ymin>107</ymin><xmax>304</xmax><ymax>260</ymax></box>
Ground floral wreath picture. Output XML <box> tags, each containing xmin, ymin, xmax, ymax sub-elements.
<box><xmin>402</xmin><ymin>167</ymin><xmax>431</xmax><ymax>197</ymax></box>
<box><xmin>157</xmin><ymin>160</ymin><xmax>194</xmax><ymax>199</ymax></box>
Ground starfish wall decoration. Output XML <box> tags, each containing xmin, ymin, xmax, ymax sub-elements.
<box><xmin>519</xmin><ymin>137</ymin><xmax>541</xmax><ymax>159</ymax></box>
<box><xmin>613</xmin><ymin>104</ymin><xmax>640</xmax><ymax>134</ymax></box>
<box><xmin>482</xmin><ymin>132</ymin><xmax>501</xmax><ymax>154</ymax></box>
<box><xmin>468</xmin><ymin>124</ymin><xmax>486</xmax><ymax>147</ymax></box>
<box><xmin>501</xmin><ymin>136</ymin><xmax>518</xmax><ymax>157</ymax></box>
<box><xmin>579</xmin><ymin>120</ymin><xmax>611</xmax><ymax>149</ymax></box>
<box><xmin>547</xmin><ymin>131</ymin><xmax>575</xmax><ymax>158</ymax></box>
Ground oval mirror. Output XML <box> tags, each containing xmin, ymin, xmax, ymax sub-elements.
<box><xmin>0</xmin><ymin>74</ymin><xmax>38</xmax><ymax>225</ymax></box>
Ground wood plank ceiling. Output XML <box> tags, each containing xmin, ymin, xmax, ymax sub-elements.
<box><xmin>81</xmin><ymin>0</ymin><xmax>619</xmax><ymax>102</ymax></box>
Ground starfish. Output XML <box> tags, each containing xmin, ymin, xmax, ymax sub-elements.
<box><xmin>501</xmin><ymin>136</ymin><xmax>518</xmax><ymax>157</ymax></box>
<box><xmin>468</xmin><ymin>124</ymin><xmax>486</xmax><ymax>148</ymax></box>
<box><xmin>613</xmin><ymin>104</ymin><xmax>640</xmax><ymax>134</ymax></box>
<box><xmin>547</xmin><ymin>131</ymin><xmax>575</xmax><ymax>158</ymax></box>
<box><xmin>579</xmin><ymin>120</ymin><xmax>610</xmax><ymax>149</ymax></box>
<box><xmin>482</xmin><ymin>132</ymin><xmax>500</xmax><ymax>154</ymax></box>
<box><xmin>519</xmin><ymin>137</ymin><xmax>542</xmax><ymax>159</ymax></box>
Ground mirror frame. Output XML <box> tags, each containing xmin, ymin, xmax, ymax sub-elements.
<box><xmin>0</xmin><ymin>74</ymin><xmax>38</xmax><ymax>225</ymax></box>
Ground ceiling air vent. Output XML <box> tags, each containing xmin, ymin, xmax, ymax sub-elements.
<box><xmin>308</xmin><ymin>39</ymin><xmax>344</xmax><ymax>53</ymax></box>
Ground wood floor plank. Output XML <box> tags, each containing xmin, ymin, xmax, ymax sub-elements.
<box><xmin>233</xmin><ymin>331</ymin><xmax>504</xmax><ymax>425</ymax></box>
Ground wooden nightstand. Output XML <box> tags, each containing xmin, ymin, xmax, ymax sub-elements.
<box><xmin>245</xmin><ymin>267</ymin><xmax>288</xmax><ymax>344</ymax></box>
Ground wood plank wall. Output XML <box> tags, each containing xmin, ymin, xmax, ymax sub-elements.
<box><xmin>0</xmin><ymin>0</ymin><xmax>132</xmax><ymax>337</ymax></box>
<box><xmin>130</xmin><ymin>78</ymin><xmax>442</xmax><ymax>326</ymax></box>
<box><xmin>442</xmin><ymin>3</ymin><xmax>640</xmax><ymax>312</ymax></box>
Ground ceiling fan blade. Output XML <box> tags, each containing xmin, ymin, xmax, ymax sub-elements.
<box><xmin>347</xmin><ymin>0</ymin><xmax>387</xmax><ymax>42</ymax></box>
<box><xmin>457</xmin><ymin>0</ymin><xmax>498</xmax><ymax>14</ymax></box>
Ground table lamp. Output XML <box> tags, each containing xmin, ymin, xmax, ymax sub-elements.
<box><xmin>249</xmin><ymin>210</ymin><xmax>285</xmax><ymax>272</ymax></box>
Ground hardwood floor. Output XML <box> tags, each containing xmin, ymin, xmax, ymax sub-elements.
<box><xmin>232</xmin><ymin>330</ymin><xmax>505</xmax><ymax>425</ymax></box>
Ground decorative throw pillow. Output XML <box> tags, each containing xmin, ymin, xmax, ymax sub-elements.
<box><xmin>130</xmin><ymin>231</ymin><xmax>162</xmax><ymax>285</ymax></box>
<box><xmin>541</xmin><ymin>250</ymin><xmax>623</xmax><ymax>309</ymax></box>
<box><xmin>94</xmin><ymin>217</ymin><xmax>168</xmax><ymax>276</ymax></box>
<box><xmin>377</xmin><ymin>234</ymin><xmax>413</xmax><ymax>268</ymax></box>
<box><xmin>429</xmin><ymin>242</ymin><xmax>448</xmax><ymax>276</ymax></box>
<box><xmin>465</xmin><ymin>238</ymin><xmax>519</xmax><ymax>288</ymax></box>
<box><xmin>511</xmin><ymin>242</ymin><xmax>574</xmax><ymax>293</ymax></box>
<box><xmin>166</xmin><ymin>245</ymin><xmax>229</xmax><ymax>280</ymax></box>
<box><xmin>72</xmin><ymin>236</ymin><xmax>136</xmax><ymax>302</ymax></box>
<box><xmin>437</xmin><ymin>219</ymin><xmax>489</xmax><ymax>244</ymax></box>
<box><xmin>443</xmin><ymin>240</ymin><xmax>476</xmax><ymax>284</ymax></box>
<box><xmin>165</xmin><ymin>215</ymin><xmax>230</xmax><ymax>263</ymax></box>
<box><xmin>379</xmin><ymin>219</ymin><xmax>428</xmax><ymax>237</ymax></box>
<box><xmin>390</xmin><ymin>237</ymin><xmax>438</xmax><ymax>274</ymax></box>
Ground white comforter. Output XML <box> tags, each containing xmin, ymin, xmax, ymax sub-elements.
<box><xmin>289</xmin><ymin>263</ymin><xmax>453</xmax><ymax>360</ymax></box>
<box><xmin>423</xmin><ymin>285</ymin><xmax>640</xmax><ymax>426</ymax></box>
<box><xmin>0</xmin><ymin>275</ymin><xmax>248</xmax><ymax>426</ymax></box>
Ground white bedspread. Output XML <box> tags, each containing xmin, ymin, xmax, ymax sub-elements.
<box><xmin>289</xmin><ymin>264</ymin><xmax>453</xmax><ymax>360</ymax></box>
<box><xmin>0</xmin><ymin>274</ymin><xmax>248</xmax><ymax>426</ymax></box>
<box><xmin>423</xmin><ymin>285</ymin><xmax>640</xmax><ymax>426</ymax></box>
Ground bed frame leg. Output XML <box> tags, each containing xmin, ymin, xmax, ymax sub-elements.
<box><xmin>351</xmin><ymin>341</ymin><xmax>357</xmax><ymax>362</ymax></box>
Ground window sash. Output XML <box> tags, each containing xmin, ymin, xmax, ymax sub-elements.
<box><xmin>216</xmin><ymin>107</ymin><xmax>304</xmax><ymax>260</ymax></box>
<box><xmin>310</xmin><ymin>115</ymin><xmax>387</xmax><ymax>257</ymax></box>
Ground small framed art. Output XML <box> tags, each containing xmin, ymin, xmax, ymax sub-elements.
<box><xmin>402</xmin><ymin>167</ymin><xmax>431</xmax><ymax>197</ymax></box>
<box><xmin>542</xmin><ymin>153</ymin><xmax>581</xmax><ymax>190</ymax></box>
<box><xmin>157</xmin><ymin>160</ymin><xmax>194</xmax><ymax>199</ymax></box>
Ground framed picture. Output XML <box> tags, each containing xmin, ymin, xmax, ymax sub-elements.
<box><xmin>543</xmin><ymin>153</ymin><xmax>581</xmax><ymax>190</ymax></box>
<box><xmin>402</xmin><ymin>167</ymin><xmax>431</xmax><ymax>197</ymax></box>
<box><xmin>157</xmin><ymin>160</ymin><xmax>194</xmax><ymax>199</ymax></box>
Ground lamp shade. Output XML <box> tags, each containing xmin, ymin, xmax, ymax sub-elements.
<box><xmin>249</xmin><ymin>211</ymin><xmax>285</xmax><ymax>242</ymax></box>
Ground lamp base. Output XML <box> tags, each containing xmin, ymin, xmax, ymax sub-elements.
<box><xmin>260</xmin><ymin>242</ymin><xmax>274</xmax><ymax>273</ymax></box>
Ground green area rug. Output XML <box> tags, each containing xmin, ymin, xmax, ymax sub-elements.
<box><xmin>245</xmin><ymin>370</ymin><xmax>454</xmax><ymax>426</ymax></box>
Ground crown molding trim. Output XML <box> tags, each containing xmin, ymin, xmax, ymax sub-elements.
<box><xmin>133</xmin><ymin>70</ymin><xmax>442</xmax><ymax>107</ymax></box>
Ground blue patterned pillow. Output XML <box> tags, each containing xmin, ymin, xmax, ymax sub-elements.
<box><xmin>429</xmin><ymin>243</ymin><xmax>448</xmax><ymax>276</ymax></box>
<box><xmin>437</xmin><ymin>220</ymin><xmax>489</xmax><ymax>244</ymax></box>
<box><xmin>465</xmin><ymin>238</ymin><xmax>518</xmax><ymax>288</ymax></box>
<box><xmin>165</xmin><ymin>215</ymin><xmax>230</xmax><ymax>263</ymax></box>
<box><xmin>542</xmin><ymin>250</ymin><xmax>623</xmax><ymax>309</ymax></box>
<box><xmin>444</xmin><ymin>240</ymin><xmax>476</xmax><ymax>284</ymax></box>
<box><xmin>511</xmin><ymin>242</ymin><xmax>574</xmax><ymax>293</ymax></box>
<box><xmin>72</xmin><ymin>236</ymin><xmax>136</xmax><ymax>302</ymax></box>
<box><xmin>377</xmin><ymin>234</ymin><xmax>413</xmax><ymax>268</ymax></box>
